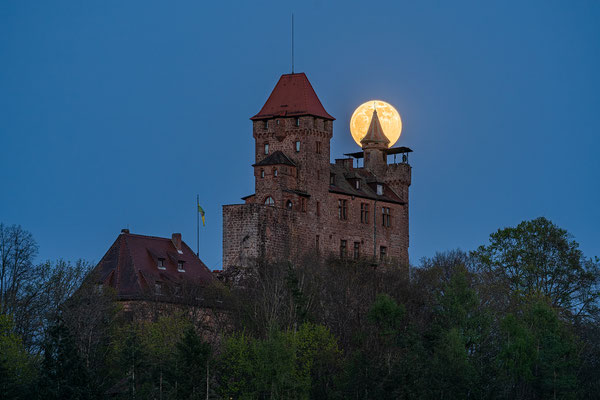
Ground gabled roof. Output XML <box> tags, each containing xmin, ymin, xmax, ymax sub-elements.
<box><xmin>90</xmin><ymin>231</ymin><xmax>213</xmax><ymax>300</ymax></box>
<box><xmin>361</xmin><ymin>109</ymin><xmax>390</xmax><ymax>147</ymax></box>
<box><xmin>329</xmin><ymin>164</ymin><xmax>405</xmax><ymax>205</ymax></box>
<box><xmin>251</xmin><ymin>73</ymin><xmax>335</xmax><ymax>121</ymax></box>
<box><xmin>253</xmin><ymin>151</ymin><xmax>297</xmax><ymax>167</ymax></box>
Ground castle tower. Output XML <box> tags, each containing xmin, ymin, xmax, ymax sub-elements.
<box><xmin>361</xmin><ymin>109</ymin><xmax>389</xmax><ymax>177</ymax></box>
<box><xmin>249</xmin><ymin>73</ymin><xmax>334</xmax><ymax>210</ymax></box>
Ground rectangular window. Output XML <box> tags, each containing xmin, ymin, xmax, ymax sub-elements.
<box><xmin>330</xmin><ymin>173</ymin><xmax>335</xmax><ymax>185</ymax></box>
<box><xmin>295</xmin><ymin>117</ymin><xmax>300</xmax><ymax>127</ymax></box>
<box><xmin>355</xmin><ymin>180</ymin><xmax>360</xmax><ymax>189</ymax></box>
<box><xmin>340</xmin><ymin>240</ymin><xmax>347</xmax><ymax>258</ymax></box>
<box><xmin>377</xmin><ymin>184</ymin><xmax>383</xmax><ymax>196</ymax></box>
<box><xmin>177</xmin><ymin>261</ymin><xmax>185</xmax><ymax>272</ymax></box>
<box><xmin>260</xmin><ymin>169</ymin><xmax>265</xmax><ymax>178</ymax></box>
<box><xmin>264</xmin><ymin>143</ymin><xmax>269</xmax><ymax>155</ymax></box>
<box><xmin>157</xmin><ymin>258</ymin><xmax>165</xmax><ymax>270</ymax></box>
<box><xmin>155</xmin><ymin>282</ymin><xmax>163</xmax><ymax>295</ymax></box>
<box><xmin>353</xmin><ymin>242</ymin><xmax>360</xmax><ymax>259</ymax></box>
<box><xmin>382</xmin><ymin>207</ymin><xmax>391</xmax><ymax>227</ymax></box>
<box><xmin>273</xmin><ymin>168</ymin><xmax>278</xmax><ymax>177</ymax></box>
<box><xmin>316</xmin><ymin>141</ymin><xmax>322</xmax><ymax>154</ymax></box>
<box><xmin>265</xmin><ymin>120</ymin><xmax>269</xmax><ymax>129</ymax></box>
<box><xmin>360</xmin><ymin>203</ymin><xmax>369</xmax><ymax>223</ymax></box>
<box><xmin>338</xmin><ymin>199</ymin><xmax>347</xmax><ymax>220</ymax></box>
<box><xmin>380</xmin><ymin>246</ymin><xmax>387</xmax><ymax>261</ymax></box>
<box><xmin>295</xmin><ymin>141</ymin><xmax>301</xmax><ymax>152</ymax></box>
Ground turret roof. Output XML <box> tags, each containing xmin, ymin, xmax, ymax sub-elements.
<box><xmin>361</xmin><ymin>109</ymin><xmax>390</xmax><ymax>147</ymax></box>
<box><xmin>253</xmin><ymin>151</ymin><xmax>297</xmax><ymax>167</ymax></box>
<box><xmin>251</xmin><ymin>73</ymin><xmax>334</xmax><ymax>121</ymax></box>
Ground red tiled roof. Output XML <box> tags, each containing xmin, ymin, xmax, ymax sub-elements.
<box><xmin>251</xmin><ymin>73</ymin><xmax>335</xmax><ymax>121</ymax></box>
<box><xmin>91</xmin><ymin>231</ymin><xmax>213</xmax><ymax>300</ymax></box>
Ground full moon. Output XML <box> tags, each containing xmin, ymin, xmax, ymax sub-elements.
<box><xmin>349</xmin><ymin>100</ymin><xmax>402</xmax><ymax>148</ymax></box>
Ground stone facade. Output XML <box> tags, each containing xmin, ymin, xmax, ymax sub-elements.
<box><xmin>223</xmin><ymin>73</ymin><xmax>412</xmax><ymax>269</ymax></box>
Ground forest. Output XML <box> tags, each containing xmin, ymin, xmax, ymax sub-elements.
<box><xmin>1</xmin><ymin>217</ymin><xmax>599</xmax><ymax>399</ymax></box>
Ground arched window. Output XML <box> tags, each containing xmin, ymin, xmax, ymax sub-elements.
<box><xmin>264</xmin><ymin>196</ymin><xmax>275</xmax><ymax>206</ymax></box>
<box><xmin>286</xmin><ymin>200</ymin><xmax>293</xmax><ymax>210</ymax></box>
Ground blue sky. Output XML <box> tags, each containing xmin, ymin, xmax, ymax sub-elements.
<box><xmin>1</xmin><ymin>0</ymin><xmax>599</xmax><ymax>270</ymax></box>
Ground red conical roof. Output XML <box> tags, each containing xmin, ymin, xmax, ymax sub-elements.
<box><xmin>251</xmin><ymin>72</ymin><xmax>334</xmax><ymax>121</ymax></box>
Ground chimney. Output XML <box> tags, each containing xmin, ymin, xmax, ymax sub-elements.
<box><xmin>121</xmin><ymin>228</ymin><xmax>130</xmax><ymax>234</ymax></box>
<box><xmin>171</xmin><ymin>233</ymin><xmax>182</xmax><ymax>254</ymax></box>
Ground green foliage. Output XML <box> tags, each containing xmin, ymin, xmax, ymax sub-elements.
<box><xmin>472</xmin><ymin>217</ymin><xmax>600</xmax><ymax>316</ymax></box>
<box><xmin>499</xmin><ymin>300</ymin><xmax>578</xmax><ymax>399</ymax></box>
<box><xmin>174</xmin><ymin>327</ymin><xmax>213</xmax><ymax>399</ymax></box>
<box><xmin>0</xmin><ymin>314</ymin><xmax>35</xmax><ymax>399</ymax></box>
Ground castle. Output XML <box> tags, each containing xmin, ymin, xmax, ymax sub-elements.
<box><xmin>223</xmin><ymin>72</ymin><xmax>412</xmax><ymax>269</ymax></box>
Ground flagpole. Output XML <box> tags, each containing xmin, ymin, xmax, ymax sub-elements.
<box><xmin>196</xmin><ymin>194</ymin><xmax>200</xmax><ymax>257</ymax></box>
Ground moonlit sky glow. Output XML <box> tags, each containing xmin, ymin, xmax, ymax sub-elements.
<box><xmin>350</xmin><ymin>100</ymin><xmax>402</xmax><ymax>147</ymax></box>
<box><xmin>1</xmin><ymin>1</ymin><xmax>599</xmax><ymax>269</ymax></box>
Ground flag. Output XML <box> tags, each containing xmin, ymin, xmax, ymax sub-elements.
<box><xmin>198</xmin><ymin>204</ymin><xmax>205</xmax><ymax>226</ymax></box>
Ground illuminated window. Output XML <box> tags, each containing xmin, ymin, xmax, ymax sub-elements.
<box><xmin>295</xmin><ymin>141</ymin><xmax>301</xmax><ymax>152</ymax></box>
<box><xmin>265</xmin><ymin>196</ymin><xmax>275</xmax><ymax>206</ymax></box>
<box><xmin>353</xmin><ymin>242</ymin><xmax>360</xmax><ymax>259</ymax></box>
<box><xmin>264</xmin><ymin>143</ymin><xmax>269</xmax><ymax>155</ymax></box>
<box><xmin>340</xmin><ymin>240</ymin><xmax>347</xmax><ymax>258</ymax></box>
<box><xmin>157</xmin><ymin>258</ymin><xmax>165</xmax><ymax>270</ymax></box>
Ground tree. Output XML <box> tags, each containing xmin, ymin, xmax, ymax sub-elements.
<box><xmin>498</xmin><ymin>300</ymin><xmax>578</xmax><ymax>399</ymax></box>
<box><xmin>0</xmin><ymin>314</ymin><xmax>35</xmax><ymax>399</ymax></box>
<box><xmin>472</xmin><ymin>217</ymin><xmax>600</xmax><ymax>318</ymax></box>
<box><xmin>0</xmin><ymin>224</ymin><xmax>38</xmax><ymax>317</ymax></box>
<box><xmin>174</xmin><ymin>327</ymin><xmax>213</xmax><ymax>399</ymax></box>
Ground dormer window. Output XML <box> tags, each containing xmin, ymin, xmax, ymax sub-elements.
<box><xmin>177</xmin><ymin>261</ymin><xmax>185</xmax><ymax>272</ymax></box>
<box><xmin>157</xmin><ymin>258</ymin><xmax>166</xmax><ymax>270</ymax></box>
<box><xmin>295</xmin><ymin>141</ymin><xmax>301</xmax><ymax>152</ymax></box>
<box><xmin>264</xmin><ymin>143</ymin><xmax>269</xmax><ymax>155</ymax></box>
<box><xmin>355</xmin><ymin>180</ymin><xmax>360</xmax><ymax>190</ymax></box>
<box><xmin>376</xmin><ymin>184</ymin><xmax>383</xmax><ymax>196</ymax></box>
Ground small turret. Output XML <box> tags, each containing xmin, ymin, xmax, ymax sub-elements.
<box><xmin>361</xmin><ymin>109</ymin><xmax>389</xmax><ymax>176</ymax></box>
